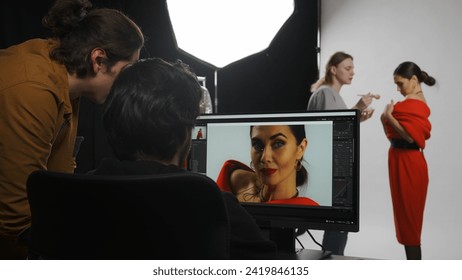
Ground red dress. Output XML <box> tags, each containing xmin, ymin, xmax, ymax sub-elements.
<box><xmin>384</xmin><ymin>99</ymin><xmax>431</xmax><ymax>246</ymax></box>
<box><xmin>216</xmin><ymin>160</ymin><xmax>319</xmax><ymax>206</ymax></box>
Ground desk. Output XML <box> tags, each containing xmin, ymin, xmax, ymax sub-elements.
<box><xmin>279</xmin><ymin>249</ymin><xmax>371</xmax><ymax>260</ymax></box>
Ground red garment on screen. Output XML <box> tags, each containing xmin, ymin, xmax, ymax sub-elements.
<box><xmin>216</xmin><ymin>159</ymin><xmax>319</xmax><ymax>207</ymax></box>
<box><xmin>384</xmin><ymin>99</ymin><xmax>431</xmax><ymax>246</ymax></box>
<box><xmin>216</xmin><ymin>160</ymin><xmax>253</xmax><ymax>193</ymax></box>
<box><xmin>266</xmin><ymin>197</ymin><xmax>319</xmax><ymax>206</ymax></box>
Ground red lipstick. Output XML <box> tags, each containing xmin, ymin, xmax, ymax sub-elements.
<box><xmin>260</xmin><ymin>168</ymin><xmax>277</xmax><ymax>176</ymax></box>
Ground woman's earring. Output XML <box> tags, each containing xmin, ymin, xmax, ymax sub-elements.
<box><xmin>250</xmin><ymin>161</ymin><xmax>255</xmax><ymax>170</ymax></box>
<box><xmin>296</xmin><ymin>159</ymin><xmax>302</xmax><ymax>171</ymax></box>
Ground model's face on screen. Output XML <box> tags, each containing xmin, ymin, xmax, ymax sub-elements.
<box><xmin>250</xmin><ymin>125</ymin><xmax>306</xmax><ymax>197</ymax></box>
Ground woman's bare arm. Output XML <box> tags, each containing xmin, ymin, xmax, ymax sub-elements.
<box><xmin>381</xmin><ymin>100</ymin><xmax>414</xmax><ymax>143</ymax></box>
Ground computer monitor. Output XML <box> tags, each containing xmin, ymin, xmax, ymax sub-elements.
<box><xmin>189</xmin><ymin>110</ymin><xmax>360</xmax><ymax>255</ymax></box>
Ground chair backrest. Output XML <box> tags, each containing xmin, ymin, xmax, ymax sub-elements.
<box><xmin>26</xmin><ymin>170</ymin><xmax>230</xmax><ymax>260</ymax></box>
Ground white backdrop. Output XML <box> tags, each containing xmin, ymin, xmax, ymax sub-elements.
<box><xmin>298</xmin><ymin>0</ymin><xmax>462</xmax><ymax>260</ymax></box>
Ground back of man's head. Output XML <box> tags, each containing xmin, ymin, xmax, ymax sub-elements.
<box><xmin>102</xmin><ymin>58</ymin><xmax>202</xmax><ymax>162</ymax></box>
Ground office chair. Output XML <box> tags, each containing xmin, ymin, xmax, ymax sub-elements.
<box><xmin>26</xmin><ymin>170</ymin><xmax>230</xmax><ymax>260</ymax></box>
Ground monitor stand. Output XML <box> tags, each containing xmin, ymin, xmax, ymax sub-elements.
<box><xmin>290</xmin><ymin>248</ymin><xmax>332</xmax><ymax>260</ymax></box>
<box><xmin>262</xmin><ymin>227</ymin><xmax>332</xmax><ymax>260</ymax></box>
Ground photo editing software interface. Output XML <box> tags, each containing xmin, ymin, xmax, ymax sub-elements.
<box><xmin>188</xmin><ymin>110</ymin><xmax>359</xmax><ymax>211</ymax></box>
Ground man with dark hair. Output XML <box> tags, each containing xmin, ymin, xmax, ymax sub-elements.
<box><xmin>0</xmin><ymin>0</ymin><xmax>144</xmax><ymax>259</ymax></box>
<box><xmin>93</xmin><ymin>58</ymin><xmax>277</xmax><ymax>259</ymax></box>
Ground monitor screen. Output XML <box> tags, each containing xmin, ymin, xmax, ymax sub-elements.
<box><xmin>188</xmin><ymin>110</ymin><xmax>360</xmax><ymax>251</ymax></box>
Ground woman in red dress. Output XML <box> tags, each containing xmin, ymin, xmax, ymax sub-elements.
<box><xmin>216</xmin><ymin>125</ymin><xmax>319</xmax><ymax>206</ymax></box>
<box><xmin>381</xmin><ymin>61</ymin><xmax>435</xmax><ymax>260</ymax></box>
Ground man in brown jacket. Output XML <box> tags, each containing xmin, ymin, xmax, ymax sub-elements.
<box><xmin>0</xmin><ymin>0</ymin><xmax>143</xmax><ymax>259</ymax></box>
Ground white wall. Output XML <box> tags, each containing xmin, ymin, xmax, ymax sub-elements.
<box><xmin>299</xmin><ymin>0</ymin><xmax>462</xmax><ymax>260</ymax></box>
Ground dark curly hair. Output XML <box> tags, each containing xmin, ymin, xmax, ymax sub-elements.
<box><xmin>42</xmin><ymin>0</ymin><xmax>144</xmax><ymax>78</ymax></box>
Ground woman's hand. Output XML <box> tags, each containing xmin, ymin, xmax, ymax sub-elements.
<box><xmin>380</xmin><ymin>100</ymin><xmax>414</xmax><ymax>142</ymax></box>
<box><xmin>230</xmin><ymin>169</ymin><xmax>263</xmax><ymax>203</ymax></box>
<box><xmin>360</xmin><ymin>108</ymin><xmax>375</xmax><ymax>122</ymax></box>
<box><xmin>355</xmin><ymin>92</ymin><xmax>381</xmax><ymax>111</ymax></box>
<box><xmin>381</xmin><ymin>100</ymin><xmax>395</xmax><ymax>123</ymax></box>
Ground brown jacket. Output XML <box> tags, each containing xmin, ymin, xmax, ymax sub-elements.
<box><xmin>0</xmin><ymin>39</ymin><xmax>79</xmax><ymax>237</ymax></box>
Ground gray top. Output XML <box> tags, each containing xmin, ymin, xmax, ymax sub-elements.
<box><xmin>307</xmin><ymin>85</ymin><xmax>348</xmax><ymax>110</ymax></box>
